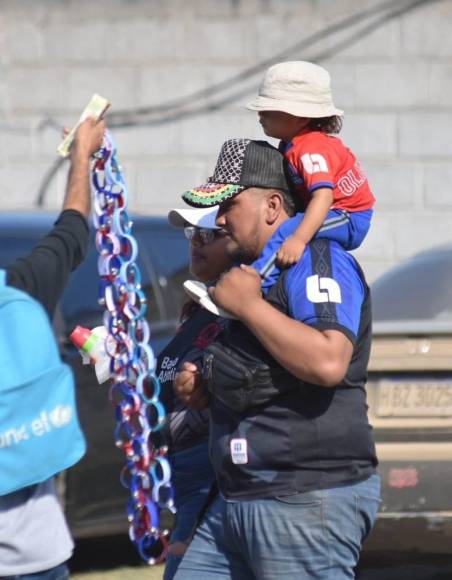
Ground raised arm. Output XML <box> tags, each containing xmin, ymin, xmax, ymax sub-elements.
<box><xmin>6</xmin><ymin>118</ymin><xmax>105</xmax><ymax>317</ymax></box>
<box><xmin>62</xmin><ymin>117</ymin><xmax>105</xmax><ymax>217</ymax></box>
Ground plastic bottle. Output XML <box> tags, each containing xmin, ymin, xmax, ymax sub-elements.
<box><xmin>70</xmin><ymin>325</ymin><xmax>111</xmax><ymax>384</ymax></box>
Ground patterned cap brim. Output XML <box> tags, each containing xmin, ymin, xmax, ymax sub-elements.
<box><xmin>182</xmin><ymin>183</ymin><xmax>246</xmax><ymax>207</ymax></box>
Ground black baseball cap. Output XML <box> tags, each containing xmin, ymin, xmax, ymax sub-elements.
<box><xmin>182</xmin><ymin>138</ymin><xmax>290</xmax><ymax>207</ymax></box>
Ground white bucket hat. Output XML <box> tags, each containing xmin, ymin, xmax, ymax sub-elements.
<box><xmin>246</xmin><ymin>61</ymin><xmax>344</xmax><ymax>119</ymax></box>
<box><xmin>167</xmin><ymin>205</ymin><xmax>220</xmax><ymax>229</ymax></box>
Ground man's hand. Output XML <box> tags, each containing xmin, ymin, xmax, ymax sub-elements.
<box><xmin>208</xmin><ymin>264</ymin><xmax>263</xmax><ymax>319</ymax></box>
<box><xmin>174</xmin><ymin>362</ymin><xmax>210</xmax><ymax>410</ymax></box>
<box><xmin>71</xmin><ymin>117</ymin><xmax>106</xmax><ymax>160</ymax></box>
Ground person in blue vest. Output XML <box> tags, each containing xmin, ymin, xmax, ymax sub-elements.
<box><xmin>0</xmin><ymin>118</ymin><xmax>105</xmax><ymax>580</ymax></box>
<box><xmin>174</xmin><ymin>138</ymin><xmax>381</xmax><ymax>580</ymax></box>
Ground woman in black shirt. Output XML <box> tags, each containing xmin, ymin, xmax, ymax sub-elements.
<box><xmin>159</xmin><ymin>206</ymin><xmax>232</xmax><ymax>580</ymax></box>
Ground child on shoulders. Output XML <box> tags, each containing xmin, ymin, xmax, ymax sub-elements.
<box><xmin>247</xmin><ymin>61</ymin><xmax>375</xmax><ymax>290</ymax></box>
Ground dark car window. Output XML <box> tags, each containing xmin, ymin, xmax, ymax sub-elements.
<box><xmin>137</xmin><ymin>229</ymin><xmax>190</xmax><ymax>322</ymax></box>
<box><xmin>0</xmin><ymin>217</ymin><xmax>190</xmax><ymax>332</ymax></box>
<box><xmin>372</xmin><ymin>246</ymin><xmax>452</xmax><ymax>321</ymax></box>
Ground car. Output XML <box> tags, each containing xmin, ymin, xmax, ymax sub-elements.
<box><xmin>364</xmin><ymin>242</ymin><xmax>452</xmax><ymax>553</ymax></box>
<box><xmin>0</xmin><ymin>211</ymin><xmax>190</xmax><ymax>538</ymax></box>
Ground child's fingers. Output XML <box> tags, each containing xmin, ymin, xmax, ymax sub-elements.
<box><xmin>279</xmin><ymin>249</ymin><xmax>300</xmax><ymax>267</ymax></box>
<box><xmin>277</xmin><ymin>252</ymin><xmax>290</xmax><ymax>268</ymax></box>
<box><xmin>276</xmin><ymin>250</ymin><xmax>284</xmax><ymax>266</ymax></box>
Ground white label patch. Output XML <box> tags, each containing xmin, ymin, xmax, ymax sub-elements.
<box><xmin>306</xmin><ymin>274</ymin><xmax>342</xmax><ymax>304</ymax></box>
<box><xmin>301</xmin><ymin>153</ymin><xmax>329</xmax><ymax>174</ymax></box>
<box><xmin>230</xmin><ymin>438</ymin><xmax>248</xmax><ymax>464</ymax></box>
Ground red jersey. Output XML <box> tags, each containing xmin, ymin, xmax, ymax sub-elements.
<box><xmin>281</xmin><ymin>131</ymin><xmax>375</xmax><ymax>212</ymax></box>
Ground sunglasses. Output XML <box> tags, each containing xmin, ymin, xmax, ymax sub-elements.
<box><xmin>184</xmin><ymin>226</ymin><xmax>225</xmax><ymax>245</ymax></box>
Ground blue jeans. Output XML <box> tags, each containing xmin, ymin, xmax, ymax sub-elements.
<box><xmin>252</xmin><ymin>209</ymin><xmax>373</xmax><ymax>294</ymax></box>
<box><xmin>174</xmin><ymin>473</ymin><xmax>381</xmax><ymax>580</ymax></box>
<box><xmin>1</xmin><ymin>563</ymin><xmax>69</xmax><ymax>580</ymax></box>
<box><xmin>164</xmin><ymin>441</ymin><xmax>215</xmax><ymax>580</ymax></box>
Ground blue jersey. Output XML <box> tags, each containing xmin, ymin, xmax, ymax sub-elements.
<box><xmin>285</xmin><ymin>239</ymin><xmax>365</xmax><ymax>341</ymax></box>
<box><xmin>208</xmin><ymin>239</ymin><xmax>377</xmax><ymax>499</ymax></box>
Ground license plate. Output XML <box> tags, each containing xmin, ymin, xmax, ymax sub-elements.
<box><xmin>376</xmin><ymin>379</ymin><xmax>452</xmax><ymax>417</ymax></box>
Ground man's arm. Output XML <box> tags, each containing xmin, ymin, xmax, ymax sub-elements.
<box><xmin>6</xmin><ymin>118</ymin><xmax>105</xmax><ymax>317</ymax></box>
<box><xmin>62</xmin><ymin>117</ymin><xmax>105</xmax><ymax>217</ymax></box>
<box><xmin>175</xmin><ymin>262</ymin><xmax>355</xmax><ymax>408</ymax></box>
<box><xmin>209</xmin><ymin>265</ymin><xmax>354</xmax><ymax>387</ymax></box>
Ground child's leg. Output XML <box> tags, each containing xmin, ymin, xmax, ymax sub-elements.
<box><xmin>253</xmin><ymin>211</ymin><xmax>352</xmax><ymax>293</ymax></box>
<box><xmin>315</xmin><ymin>209</ymin><xmax>373</xmax><ymax>250</ymax></box>
<box><xmin>345</xmin><ymin>209</ymin><xmax>373</xmax><ymax>250</ymax></box>
<box><xmin>251</xmin><ymin>214</ymin><xmax>303</xmax><ymax>293</ymax></box>
<box><xmin>253</xmin><ymin>210</ymin><xmax>373</xmax><ymax>294</ymax></box>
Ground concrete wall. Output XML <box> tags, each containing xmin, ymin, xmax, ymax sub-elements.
<box><xmin>0</xmin><ymin>0</ymin><xmax>451</xmax><ymax>281</ymax></box>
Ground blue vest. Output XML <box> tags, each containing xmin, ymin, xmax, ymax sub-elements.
<box><xmin>0</xmin><ymin>269</ymin><xmax>86</xmax><ymax>495</ymax></box>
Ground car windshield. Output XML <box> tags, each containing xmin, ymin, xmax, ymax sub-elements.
<box><xmin>371</xmin><ymin>246</ymin><xmax>452</xmax><ymax>322</ymax></box>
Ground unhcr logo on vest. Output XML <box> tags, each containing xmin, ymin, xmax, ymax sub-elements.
<box><xmin>0</xmin><ymin>405</ymin><xmax>73</xmax><ymax>449</ymax></box>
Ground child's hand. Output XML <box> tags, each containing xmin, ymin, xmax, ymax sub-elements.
<box><xmin>277</xmin><ymin>236</ymin><xmax>306</xmax><ymax>268</ymax></box>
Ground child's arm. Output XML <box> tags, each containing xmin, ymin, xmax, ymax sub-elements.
<box><xmin>277</xmin><ymin>187</ymin><xmax>333</xmax><ymax>267</ymax></box>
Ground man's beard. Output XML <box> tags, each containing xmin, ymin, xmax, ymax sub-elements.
<box><xmin>226</xmin><ymin>232</ymin><xmax>261</xmax><ymax>265</ymax></box>
<box><xmin>227</xmin><ymin>246</ymin><xmax>255</xmax><ymax>265</ymax></box>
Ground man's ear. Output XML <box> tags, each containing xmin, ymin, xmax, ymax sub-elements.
<box><xmin>264</xmin><ymin>190</ymin><xmax>284</xmax><ymax>225</ymax></box>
